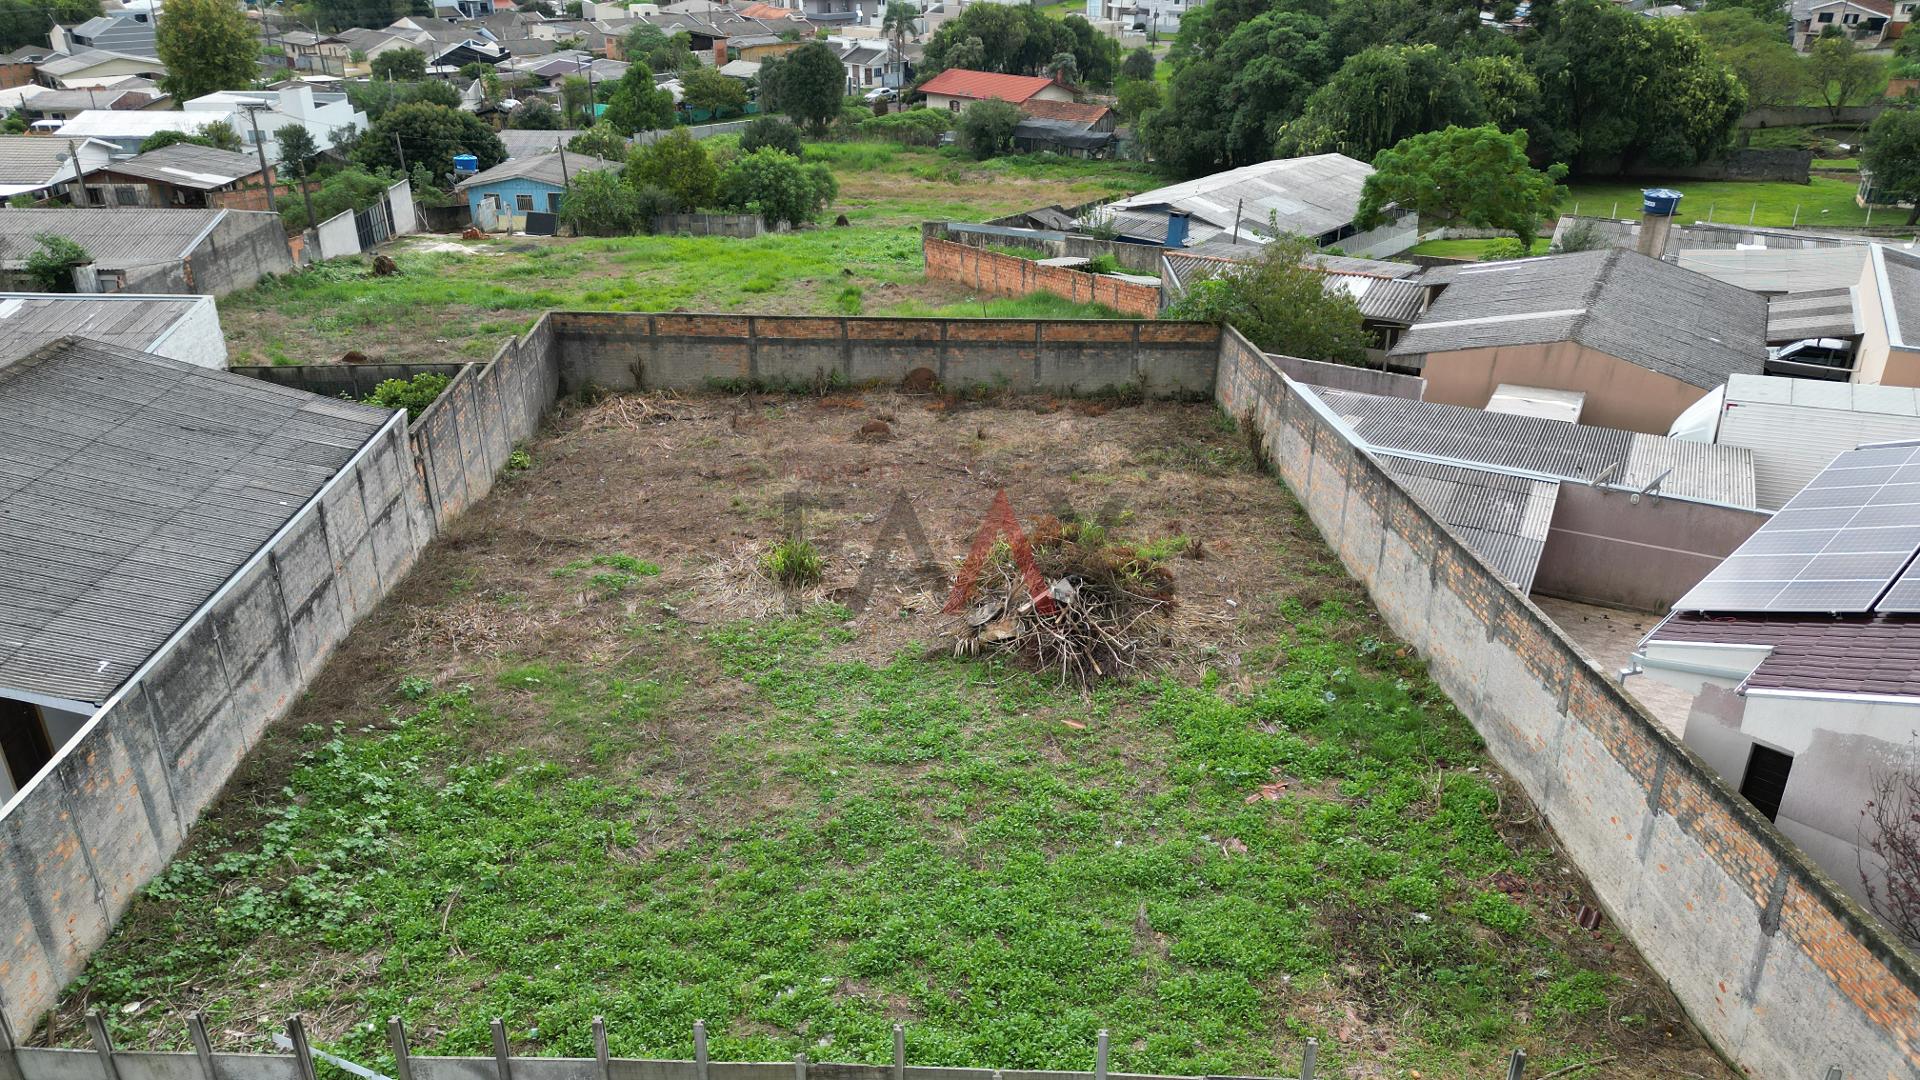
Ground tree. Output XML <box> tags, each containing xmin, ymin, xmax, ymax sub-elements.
<box><xmin>1864</xmin><ymin>108</ymin><xmax>1920</xmax><ymax>225</ymax></box>
<box><xmin>1274</xmin><ymin>44</ymin><xmax>1483</xmax><ymax>161</ymax></box>
<box><xmin>1045</xmin><ymin>51</ymin><xmax>1079</xmax><ymax>84</ymax></box>
<box><xmin>1162</xmin><ymin>234</ymin><xmax>1370</xmax><ymax>364</ymax></box>
<box><xmin>1114</xmin><ymin>77</ymin><xmax>1161</xmax><ymax>122</ymax></box>
<box><xmin>1697</xmin><ymin>11</ymin><xmax>1807</xmax><ymax>109</ymax></box>
<box><xmin>568</xmin><ymin>125</ymin><xmax>632</xmax><ymax>159</ymax></box>
<box><xmin>559</xmin><ymin>76</ymin><xmax>595</xmax><ymax>126</ymax></box>
<box><xmin>715</xmin><ymin>148</ymin><xmax>837</xmax><ymax>226</ymax></box>
<box><xmin>625</xmin><ymin>128</ymin><xmax>717</xmax><ymax>209</ymax></box>
<box><xmin>140</xmin><ymin>120</ymin><xmax>244</xmax><ymax>153</ymax></box>
<box><xmin>347</xmin><ymin>78</ymin><xmax>461</xmax><ymax>122</ymax></box>
<box><xmin>0</xmin><ymin>0</ymin><xmax>98</xmax><ymax>53</ymax></box>
<box><xmin>757</xmin><ymin>42</ymin><xmax>845</xmax><ymax>133</ymax></box>
<box><xmin>919</xmin><ymin>4</ymin><xmax>1112</xmax><ymax>83</ymax></box>
<box><xmin>24</xmin><ymin>235</ymin><xmax>87</xmax><ymax>292</ymax></box>
<box><xmin>278</xmin><ymin>165</ymin><xmax>394</xmax><ymax>231</ymax></box>
<box><xmin>1859</xmin><ymin>737</ymin><xmax>1920</xmax><ymax>948</ymax></box>
<box><xmin>275</xmin><ymin>124</ymin><xmax>319</xmax><ymax>170</ymax></box>
<box><xmin>1458</xmin><ymin>54</ymin><xmax>1539</xmax><ymax>132</ymax></box>
<box><xmin>683</xmin><ymin>66</ymin><xmax>748</xmax><ymax>115</ymax></box>
<box><xmin>623</xmin><ymin>24</ymin><xmax>694</xmax><ymax>73</ymax></box>
<box><xmin>739</xmin><ymin>115</ymin><xmax>803</xmax><ymax>157</ymax></box>
<box><xmin>601</xmin><ymin>66</ymin><xmax>676</xmax><ymax>134</ymax></box>
<box><xmin>371</xmin><ymin>47</ymin><xmax>428</xmax><ymax>82</ymax></box>
<box><xmin>1703</xmin><ymin>0</ymin><xmax>1787</xmax><ymax>21</ymax></box>
<box><xmin>558</xmin><ymin>169</ymin><xmax>653</xmax><ymax>236</ymax></box>
<box><xmin>356</xmin><ymin>103</ymin><xmax>507</xmax><ymax>182</ymax></box>
<box><xmin>1139</xmin><ymin>2</ymin><xmax>1333</xmax><ymax>175</ymax></box>
<box><xmin>154</xmin><ymin>0</ymin><xmax>258</xmax><ymax>101</ymax></box>
<box><xmin>1809</xmin><ymin>36</ymin><xmax>1884</xmax><ymax>119</ymax></box>
<box><xmin>1357</xmin><ymin>126</ymin><xmax>1568</xmax><ymax>250</ymax></box>
<box><xmin>1121</xmin><ymin>46</ymin><xmax>1155</xmax><ymax>82</ymax></box>
<box><xmin>957</xmin><ymin>98</ymin><xmax>1023</xmax><ymax>160</ymax></box>
<box><xmin>509</xmin><ymin>99</ymin><xmax>562</xmax><ymax>130</ymax></box>
<box><xmin>882</xmin><ymin>0</ymin><xmax>917</xmax><ymax>60</ymax></box>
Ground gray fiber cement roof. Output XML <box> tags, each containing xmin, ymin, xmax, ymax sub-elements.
<box><xmin>0</xmin><ymin>207</ymin><xmax>238</xmax><ymax>270</ymax></box>
<box><xmin>0</xmin><ymin>338</ymin><xmax>392</xmax><ymax>706</ymax></box>
<box><xmin>0</xmin><ymin>293</ymin><xmax>206</xmax><ymax>360</ymax></box>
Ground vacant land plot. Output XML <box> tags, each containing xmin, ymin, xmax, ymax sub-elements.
<box><xmin>44</xmin><ymin>392</ymin><xmax>1728</xmax><ymax>1080</ymax></box>
<box><xmin>807</xmin><ymin>143</ymin><xmax>1156</xmax><ymax>226</ymax></box>
<box><xmin>1561</xmin><ymin>177</ymin><xmax>1874</xmax><ymax>228</ymax></box>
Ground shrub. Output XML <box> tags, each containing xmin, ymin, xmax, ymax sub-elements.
<box><xmin>362</xmin><ymin>372</ymin><xmax>452</xmax><ymax>420</ymax></box>
<box><xmin>625</xmin><ymin>129</ymin><xmax>717</xmax><ymax>210</ymax></box>
<box><xmin>762</xmin><ymin>536</ymin><xmax>824</xmax><ymax>586</ymax></box>
<box><xmin>739</xmin><ymin>115</ymin><xmax>804</xmax><ymax>157</ymax></box>
<box><xmin>1550</xmin><ymin>218</ymin><xmax>1608</xmax><ymax>254</ymax></box>
<box><xmin>558</xmin><ymin>170</ymin><xmax>658</xmax><ymax>236</ymax></box>
<box><xmin>1163</xmin><ymin>234</ymin><xmax>1370</xmax><ymax>364</ymax></box>
<box><xmin>280</xmin><ymin>166</ymin><xmax>397</xmax><ymax>232</ymax></box>
<box><xmin>715</xmin><ymin>148</ymin><xmax>837</xmax><ymax>226</ymax></box>
<box><xmin>1480</xmin><ymin>237</ymin><xmax>1533</xmax><ymax>261</ymax></box>
<box><xmin>857</xmin><ymin>107</ymin><xmax>950</xmax><ymax>147</ymax></box>
<box><xmin>956</xmin><ymin>98</ymin><xmax>1022</xmax><ymax>160</ymax></box>
<box><xmin>24</xmin><ymin>234</ymin><xmax>87</xmax><ymax>292</ymax></box>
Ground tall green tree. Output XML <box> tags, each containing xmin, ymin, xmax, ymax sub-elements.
<box><xmin>715</xmin><ymin>148</ymin><xmax>836</xmax><ymax>227</ymax></box>
<box><xmin>155</xmin><ymin>0</ymin><xmax>259</xmax><ymax>101</ymax></box>
<box><xmin>625</xmin><ymin>128</ymin><xmax>717</xmax><ymax>209</ymax></box>
<box><xmin>1274</xmin><ymin>44</ymin><xmax>1483</xmax><ymax>160</ymax></box>
<box><xmin>919</xmin><ymin>4</ymin><xmax>1110</xmax><ymax>83</ymax></box>
<box><xmin>1162</xmin><ymin>234</ymin><xmax>1371</xmax><ymax>365</ymax></box>
<box><xmin>371</xmin><ymin>47</ymin><xmax>428</xmax><ymax>81</ymax></box>
<box><xmin>956</xmin><ymin>98</ymin><xmax>1022</xmax><ymax>159</ymax></box>
<box><xmin>355</xmin><ymin>102</ymin><xmax>506</xmax><ymax>181</ymax></box>
<box><xmin>757</xmin><ymin>42</ymin><xmax>844</xmax><ymax>133</ymax></box>
<box><xmin>1864</xmin><ymin>108</ymin><xmax>1920</xmax><ymax>225</ymax></box>
<box><xmin>1356</xmin><ymin>126</ymin><xmax>1567</xmax><ymax>250</ymax></box>
<box><xmin>601</xmin><ymin>65</ymin><xmax>676</xmax><ymax>134</ymax></box>
<box><xmin>1808</xmin><ymin>36</ymin><xmax>1883</xmax><ymax>119</ymax></box>
<box><xmin>682</xmin><ymin>66</ymin><xmax>747</xmax><ymax>115</ymax></box>
<box><xmin>0</xmin><ymin>0</ymin><xmax>97</xmax><ymax>52</ymax></box>
<box><xmin>309</xmin><ymin>0</ymin><xmax>406</xmax><ymax>33</ymax></box>
<box><xmin>1696</xmin><ymin>10</ymin><xmax>1806</xmax><ymax>108</ymax></box>
<box><xmin>508</xmin><ymin>99</ymin><xmax>562</xmax><ymax>130</ymax></box>
<box><xmin>1139</xmin><ymin>2</ymin><xmax>1333</xmax><ymax>175</ymax></box>
<box><xmin>1120</xmin><ymin>46</ymin><xmax>1155</xmax><ymax>82</ymax></box>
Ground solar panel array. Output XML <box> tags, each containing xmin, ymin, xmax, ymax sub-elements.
<box><xmin>1676</xmin><ymin>443</ymin><xmax>1920</xmax><ymax>613</ymax></box>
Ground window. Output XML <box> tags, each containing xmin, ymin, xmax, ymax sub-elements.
<box><xmin>1739</xmin><ymin>744</ymin><xmax>1794</xmax><ymax>822</ymax></box>
<box><xmin>113</xmin><ymin>185</ymin><xmax>137</xmax><ymax>206</ymax></box>
<box><xmin>515</xmin><ymin>193</ymin><xmax>535</xmax><ymax>212</ymax></box>
<box><xmin>0</xmin><ymin>698</ymin><xmax>52</xmax><ymax>791</ymax></box>
<box><xmin>546</xmin><ymin>192</ymin><xmax>561</xmax><ymax>213</ymax></box>
<box><xmin>1818</xmin><ymin>10</ymin><xmax>1833</xmax><ymax>20</ymax></box>
<box><xmin>947</xmin><ymin>99</ymin><xmax>960</xmax><ymax>112</ymax></box>
<box><xmin>1844</xmin><ymin>11</ymin><xmax>1860</xmax><ymax>22</ymax></box>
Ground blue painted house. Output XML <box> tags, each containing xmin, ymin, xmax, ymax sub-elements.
<box><xmin>455</xmin><ymin>151</ymin><xmax>622</xmax><ymax>232</ymax></box>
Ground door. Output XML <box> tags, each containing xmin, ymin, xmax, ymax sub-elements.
<box><xmin>0</xmin><ymin>698</ymin><xmax>53</xmax><ymax>791</ymax></box>
<box><xmin>547</xmin><ymin>192</ymin><xmax>562</xmax><ymax>214</ymax></box>
<box><xmin>1739</xmin><ymin>744</ymin><xmax>1794</xmax><ymax>822</ymax></box>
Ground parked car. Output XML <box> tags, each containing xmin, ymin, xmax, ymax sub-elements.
<box><xmin>863</xmin><ymin>86</ymin><xmax>896</xmax><ymax>103</ymax></box>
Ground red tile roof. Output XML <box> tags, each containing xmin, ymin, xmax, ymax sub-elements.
<box><xmin>919</xmin><ymin>68</ymin><xmax>1061</xmax><ymax>104</ymax></box>
<box><xmin>1649</xmin><ymin>612</ymin><xmax>1920</xmax><ymax>697</ymax></box>
<box><xmin>1020</xmin><ymin>97</ymin><xmax>1110</xmax><ymax>125</ymax></box>
<box><xmin>738</xmin><ymin>3</ymin><xmax>800</xmax><ymax>19</ymax></box>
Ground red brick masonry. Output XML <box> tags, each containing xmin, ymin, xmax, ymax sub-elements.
<box><xmin>923</xmin><ymin>236</ymin><xmax>1161</xmax><ymax>319</ymax></box>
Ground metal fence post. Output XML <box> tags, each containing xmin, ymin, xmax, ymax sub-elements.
<box><xmin>1094</xmin><ymin>1029</ymin><xmax>1108</xmax><ymax>1080</ymax></box>
<box><xmin>1826</xmin><ymin>1069</ymin><xmax>1843</xmax><ymax>1080</ymax></box>
<box><xmin>388</xmin><ymin>1018</ymin><xmax>415</xmax><ymax>1080</ymax></box>
<box><xmin>86</xmin><ymin>1011</ymin><xmax>122</xmax><ymax>1080</ymax></box>
<box><xmin>592</xmin><ymin>1018</ymin><xmax>610</xmax><ymax>1080</ymax></box>
<box><xmin>1504</xmin><ymin>1049</ymin><xmax>1525</xmax><ymax>1080</ymax></box>
<box><xmin>892</xmin><ymin>1025</ymin><xmax>905</xmax><ymax>1080</ymax></box>
<box><xmin>491</xmin><ymin>1019</ymin><xmax>513</xmax><ymax>1080</ymax></box>
<box><xmin>286</xmin><ymin>1017</ymin><xmax>319</xmax><ymax>1080</ymax></box>
<box><xmin>0</xmin><ymin>1008</ymin><xmax>25</xmax><ymax>1080</ymax></box>
<box><xmin>694</xmin><ymin>1021</ymin><xmax>709</xmax><ymax>1080</ymax></box>
<box><xmin>1299</xmin><ymin>1037</ymin><xmax>1316</xmax><ymax>1080</ymax></box>
<box><xmin>187</xmin><ymin>1012</ymin><xmax>217</xmax><ymax>1080</ymax></box>
<box><xmin>795</xmin><ymin>1052</ymin><xmax>808</xmax><ymax>1080</ymax></box>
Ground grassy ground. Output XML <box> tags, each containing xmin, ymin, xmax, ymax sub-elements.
<box><xmin>1561</xmin><ymin>177</ymin><xmax>1871</xmax><ymax>227</ymax></box>
<box><xmin>805</xmin><ymin>142</ymin><xmax>1156</xmax><ymax>225</ymax></box>
<box><xmin>1403</xmin><ymin>238</ymin><xmax>1508</xmax><ymax>260</ymax></box>
<box><xmin>40</xmin><ymin>397</ymin><xmax>1728</xmax><ymax>1080</ymax></box>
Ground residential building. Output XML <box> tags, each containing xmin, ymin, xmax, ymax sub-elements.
<box><xmin>0</xmin><ymin>45</ymin><xmax>42</xmax><ymax>89</ymax></box>
<box><xmin>1632</xmin><ymin>440</ymin><xmax>1920</xmax><ymax>920</ymax></box>
<box><xmin>1673</xmin><ymin>373</ymin><xmax>1920</xmax><ymax>509</ymax></box>
<box><xmin>279</xmin><ymin>30</ymin><xmax>352</xmax><ymax>76</ymax></box>
<box><xmin>86</xmin><ymin>143</ymin><xmax>277</xmax><ymax>210</ymax></box>
<box><xmin>1389</xmin><ymin>249</ymin><xmax>1770</xmax><ymax>434</ymax></box>
<box><xmin>1791</xmin><ymin>0</ymin><xmax>1892</xmax><ymax>48</ymax></box>
<box><xmin>1091</xmin><ymin>154</ymin><xmax>1418</xmax><ymax>260</ymax></box>
<box><xmin>1084</xmin><ymin>0</ymin><xmax>1193</xmax><ymax>35</ymax></box>
<box><xmin>182</xmin><ymin>86</ymin><xmax>370</xmax><ymax>161</ymax></box>
<box><xmin>498</xmin><ymin>128</ymin><xmax>586</xmax><ymax>160</ymax></box>
<box><xmin>52</xmin><ymin>11</ymin><xmax>159</xmax><ymax>58</ymax></box>
<box><xmin>50</xmin><ymin>109</ymin><xmax>215</xmax><ymax>157</ymax></box>
<box><xmin>36</xmin><ymin>49</ymin><xmax>166</xmax><ymax>89</ymax></box>
<box><xmin>838</xmin><ymin>41</ymin><xmax>886</xmax><ymax>92</ymax></box>
<box><xmin>334</xmin><ymin>27</ymin><xmax>422</xmax><ymax>71</ymax></box>
<box><xmin>456</xmin><ymin>150</ymin><xmax>622</xmax><ymax>230</ymax></box>
<box><xmin>0</xmin><ymin>135</ymin><xmax>114</xmax><ymax>201</ymax></box>
<box><xmin>0</xmin><ymin>208</ymin><xmax>294</xmax><ymax>296</ymax></box>
<box><xmin>436</xmin><ymin>0</ymin><xmax>500</xmax><ymax>18</ymax></box>
<box><xmin>0</xmin><ymin>292</ymin><xmax>226</xmax><ymax>367</ymax></box>
<box><xmin>917</xmin><ymin>68</ymin><xmax>1073</xmax><ymax>114</ymax></box>
<box><xmin>0</xmin><ymin>337</ymin><xmax>395</xmax><ymax>800</ymax></box>
<box><xmin>20</xmin><ymin>80</ymin><xmax>165</xmax><ymax>123</ymax></box>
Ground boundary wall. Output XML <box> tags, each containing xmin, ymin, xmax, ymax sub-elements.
<box><xmin>922</xmin><ymin>236</ymin><xmax>1161</xmax><ymax>318</ymax></box>
<box><xmin>1214</xmin><ymin>325</ymin><xmax>1920</xmax><ymax>1079</ymax></box>
<box><xmin>0</xmin><ymin>320</ymin><xmax>561</xmax><ymax>1038</ymax></box>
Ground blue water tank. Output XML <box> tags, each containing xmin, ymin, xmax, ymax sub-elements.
<box><xmin>1164</xmin><ymin>210</ymin><xmax>1190</xmax><ymax>248</ymax></box>
<box><xmin>1641</xmin><ymin>188</ymin><xmax>1683</xmax><ymax>217</ymax></box>
<box><xmin>453</xmin><ymin>153</ymin><xmax>480</xmax><ymax>175</ymax></box>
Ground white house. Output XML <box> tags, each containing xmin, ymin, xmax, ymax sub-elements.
<box><xmin>183</xmin><ymin>86</ymin><xmax>368</xmax><ymax>160</ymax></box>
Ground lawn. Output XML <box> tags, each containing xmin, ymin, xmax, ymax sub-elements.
<box><xmin>803</xmin><ymin>142</ymin><xmax>1157</xmax><ymax>225</ymax></box>
<box><xmin>1403</xmin><ymin>238</ymin><xmax>1509</xmax><ymax>260</ymax></box>
<box><xmin>1560</xmin><ymin>177</ymin><xmax>1873</xmax><ymax>228</ymax></box>
<box><xmin>42</xmin><ymin>396</ymin><xmax>1729</xmax><ymax>1080</ymax></box>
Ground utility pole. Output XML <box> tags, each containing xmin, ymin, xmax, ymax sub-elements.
<box><xmin>393</xmin><ymin>132</ymin><xmax>408</xmax><ymax>173</ymax></box>
<box><xmin>66</xmin><ymin>139</ymin><xmax>87</xmax><ymax>207</ymax></box>
<box><xmin>240</xmin><ymin>103</ymin><xmax>277</xmax><ymax>211</ymax></box>
<box><xmin>556</xmin><ymin>137</ymin><xmax>572</xmax><ymax>235</ymax></box>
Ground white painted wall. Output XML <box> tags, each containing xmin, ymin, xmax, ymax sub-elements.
<box><xmin>144</xmin><ymin>295</ymin><xmax>229</xmax><ymax>369</ymax></box>
<box><xmin>315</xmin><ymin>208</ymin><xmax>360</xmax><ymax>261</ymax></box>
<box><xmin>387</xmin><ymin>179</ymin><xmax>418</xmax><ymax>237</ymax></box>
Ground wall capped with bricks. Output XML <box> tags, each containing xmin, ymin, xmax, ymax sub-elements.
<box><xmin>548</xmin><ymin>312</ymin><xmax>1220</xmax><ymax>397</ymax></box>
<box><xmin>1213</xmin><ymin>325</ymin><xmax>1920</xmax><ymax>1079</ymax></box>
<box><xmin>922</xmin><ymin>237</ymin><xmax>1162</xmax><ymax>319</ymax></box>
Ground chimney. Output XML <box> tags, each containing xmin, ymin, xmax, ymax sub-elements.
<box><xmin>1637</xmin><ymin>187</ymin><xmax>1682</xmax><ymax>260</ymax></box>
<box><xmin>1164</xmin><ymin>209</ymin><xmax>1189</xmax><ymax>249</ymax></box>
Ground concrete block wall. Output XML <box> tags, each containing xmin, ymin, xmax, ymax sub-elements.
<box><xmin>923</xmin><ymin>237</ymin><xmax>1161</xmax><ymax>318</ymax></box>
<box><xmin>549</xmin><ymin>312</ymin><xmax>1219</xmax><ymax>398</ymax></box>
<box><xmin>232</xmin><ymin>362</ymin><xmax>471</xmax><ymax>398</ymax></box>
<box><xmin>0</xmin><ymin>318</ymin><xmax>562</xmax><ymax>1038</ymax></box>
<box><xmin>1213</xmin><ymin>325</ymin><xmax>1920</xmax><ymax>1079</ymax></box>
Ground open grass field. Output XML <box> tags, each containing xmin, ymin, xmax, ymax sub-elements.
<box><xmin>40</xmin><ymin>393</ymin><xmax>1732</xmax><ymax>1080</ymax></box>
<box><xmin>1560</xmin><ymin>177</ymin><xmax>1873</xmax><ymax>228</ymax></box>
<box><xmin>1403</xmin><ymin>238</ymin><xmax>1508</xmax><ymax>260</ymax></box>
<box><xmin>804</xmin><ymin>143</ymin><xmax>1157</xmax><ymax>226</ymax></box>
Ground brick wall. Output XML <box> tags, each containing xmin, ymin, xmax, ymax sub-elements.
<box><xmin>922</xmin><ymin>236</ymin><xmax>1161</xmax><ymax>318</ymax></box>
<box><xmin>1214</xmin><ymin>324</ymin><xmax>1920</xmax><ymax>1080</ymax></box>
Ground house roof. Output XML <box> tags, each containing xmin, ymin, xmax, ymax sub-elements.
<box><xmin>0</xmin><ymin>293</ymin><xmax>210</xmax><ymax>361</ymax></box>
<box><xmin>38</xmin><ymin>48</ymin><xmax>160</xmax><ymax>77</ymax></box>
<box><xmin>101</xmin><ymin>143</ymin><xmax>265</xmax><ymax>190</ymax></box>
<box><xmin>1098</xmin><ymin>154</ymin><xmax>1376</xmax><ymax>243</ymax></box>
<box><xmin>918</xmin><ymin>68</ymin><xmax>1061</xmax><ymax>103</ymax></box>
<box><xmin>0</xmin><ymin>338</ymin><xmax>392</xmax><ymax>706</ymax></box>
<box><xmin>454</xmin><ymin>149</ymin><xmax>621</xmax><ymax>190</ymax></box>
<box><xmin>54</xmin><ymin>109</ymin><xmax>214</xmax><ymax>139</ymax></box>
<box><xmin>1391</xmin><ymin>248</ymin><xmax>1769</xmax><ymax>391</ymax></box>
<box><xmin>498</xmin><ymin>128</ymin><xmax>586</xmax><ymax>159</ymax></box>
<box><xmin>1161</xmin><ymin>252</ymin><xmax>1429</xmax><ymax>324</ymax></box>
<box><xmin>1647</xmin><ymin>612</ymin><xmax>1920</xmax><ymax>697</ymax></box>
<box><xmin>738</xmin><ymin>1</ymin><xmax>801</xmax><ymax>17</ymax></box>
<box><xmin>24</xmin><ymin>84</ymin><xmax>160</xmax><ymax>113</ymax></box>
<box><xmin>1019</xmin><ymin>97</ymin><xmax>1110</xmax><ymax>125</ymax></box>
<box><xmin>0</xmin><ymin>208</ymin><xmax>243</xmax><ymax>269</ymax></box>
<box><xmin>278</xmin><ymin>30</ymin><xmax>342</xmax><ymax>46</ymax></box>
<box><xmin>1767</xmin><ymin>287</ymin><xmax>1858</xmax><ymax>342</ymax></box>
<box><xmin>1381</xmin><ymin>457</ymin><xmax>1560</xmax><ymax>593</ymax></box>
<box><xmin>0</xmin><ymin>135</ymin><xmax>106</xmax><ymax>186</ymax></box>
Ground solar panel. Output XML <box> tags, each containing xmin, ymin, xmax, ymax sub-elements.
<box><xmin>1675</xmin><ymin>444</ymin><xmax>1920</xmax><ymax>613</ymax></box>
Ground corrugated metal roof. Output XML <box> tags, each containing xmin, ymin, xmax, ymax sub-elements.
<box><xmin>1392</xmin><ymin>248</ymin><xmax>1768</xmax><ymax>391</ymax></box>
<box><xmin>1162</xmin><ymin>252</ymin><xmax>1428</xmax><ymax>323</ymax></box>
<box><xmin>101</xmin><ymin>143</ymin><xmax>262</xmax><ymax>189</ymax></box>
<box><xmin>498</xmin><ymin>128</ymin><xmax>585</xmax><ymax>160</ymax></box>
<box><xmin>0</xmin><ymin>337</ymin><xmax>391</xmax><ymax>705</ymax></box>
<box><xmin>0</xmin><ymin>135</ymin><xmax>89</xmax><ymax>184</ymax></box>
<box><xmin>1676</xmin><ymin>246</ymin><xmax>1870</xmax><ymax>294</ymax></box>
<box><xmin>1097</xmin><ymin>154</ymin><xmax>1373</xmax><ymax>243</ymax></box>
<box><xmin>0</xmin><ymin>293</ymin><xmax>207</xmax><ymax>360</ymax></box>
<box><xmin>1312</xmin><ymin>385</ymin><xmax>1758</xmax><ymax>506</ymax></box>
<box><xmin>1381</xmin><ymin>458</ymin><xmax>1558</xmax><ymax>593</ymax></box>
<box><xmin>1766</xmin><ymin>287</ymin><xmax>1858</xmax><ymax>342</ymax></box>
<box><xmin>0</xmin><ymin>207</ymin><xmax>237</xmax><ymax>269</ymax></box>
<box><xmin>454</xmin><ymin>150</ymin><xmax>620</xmax><ymax>191</ymax></box>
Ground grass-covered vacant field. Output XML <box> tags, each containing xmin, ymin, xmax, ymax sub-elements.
<box><xmin>1560</xmin><ymin>176</ymin><xmax>1873</xmax><ymax>228</ymax></box>
<box><xmin>1403</xmin><ymin>238</ymin><xmax>1509</xmax><ymax>260</ymax></box>
<box><xmin>43</xmin><ymin>395</ymin><xmax>1729</xmax><ymax>1080</ymax></box>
